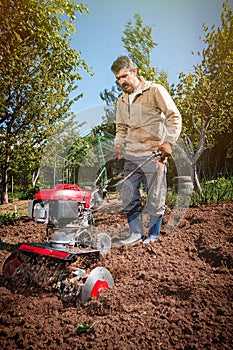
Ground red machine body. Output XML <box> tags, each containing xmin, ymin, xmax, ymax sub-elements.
<box><xmin>35</xmin><ymin>183</ymin><xmax>92</xmax><ymax>209</ymax></box>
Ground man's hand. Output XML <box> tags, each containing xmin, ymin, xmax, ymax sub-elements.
<box><xmin>115</xmin><ymin>145</ymin><xmax>123</xmax><ymax>160</ymax></box>
<box><xmin>157</xmin><ymin>142</ymin><xmax>172</xmax><ymax>160</ymax></box>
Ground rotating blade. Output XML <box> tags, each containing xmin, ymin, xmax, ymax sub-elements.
<box><xmin>81</xmin><ymin>266</ymin><xmax>114</xmax><ymax>303</ymax></box>
<box><xmin>2</xmin><ymin>252</ymin><xmax>23</xmax><ymax>278</ymax></box>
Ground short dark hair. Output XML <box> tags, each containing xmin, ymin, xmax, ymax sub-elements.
<box><xmin>111</xmin><ymin>56</ymin><xmax>136</xmax><ymax>73</ymax></box>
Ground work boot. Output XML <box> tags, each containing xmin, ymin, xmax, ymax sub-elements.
<box><xmin>120</xmin><ymin>212</ymin><xmax>143</xmax><ymax>245</ymax></box>
<box><xmin>143</xmin><ymin>215</ymin><xmax>162</xmax><ymax>244</ymax></box>
<box><xmin>120</xmin><ymin>233</ymin><xmax>142</xmax><ymax>245</ymax></box>
<box><xmin>143</xmin><ymin>235</ymin><xmax>158</xmax><ymax>244</ymax></box>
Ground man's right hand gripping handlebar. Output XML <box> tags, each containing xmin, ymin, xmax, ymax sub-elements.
<box><xmin>157</xmin><ymin>142</ymin><xmax>172</xmax><ymax>161</ymax></box>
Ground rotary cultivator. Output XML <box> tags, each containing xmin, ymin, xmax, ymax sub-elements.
<box><xmin>2</xmin><ymin>183</ymin><xmax>114</xmax><ymax>307</ymax></box>
<box><xmin>2</xmin><ymin>151</ymin><xmax>162</xmax><ymax>306</ymax></box>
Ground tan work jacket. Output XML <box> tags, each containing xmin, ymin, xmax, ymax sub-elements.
<box><xmin>114</xmin><ymin>77</ymin><xmax>182</xmax><ymax>156</ymax></box>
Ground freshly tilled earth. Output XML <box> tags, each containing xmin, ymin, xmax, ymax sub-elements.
<box><xmin>0</xmin><ymin>201</ymin><xmax>232</xmax><ymax>350</ymax></box>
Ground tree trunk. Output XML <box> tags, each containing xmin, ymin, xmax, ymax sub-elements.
<box><xmin>1</xmin><ymin>151</ymin><xmax>10</xmax><ymax>204</ymax></box>
<box><xmin>2</xmin><ymin>169</ymin><xmax>9</xmax><ymax>204</ymax></box>
<box><xmin>32</xmin><ymin>168</ymin><xmax>40</xmax><ymax>187</ymax></box>
<box><xmin>193</xmin><ymin>163</ymin><xmax>202</xmax><ymax>193</ymax></box>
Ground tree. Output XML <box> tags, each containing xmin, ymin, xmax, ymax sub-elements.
<box><xmin>174</xmin><ymin>0</ymin><xmax>233</xmax><ymax>189</ymax></box>
<box><xmin>99</xmin><ymin>13</ymin><xmax>169</xmax><ymax>135</ymax></box>
<box><xmin>0</xmin><ymin>0</ymin><xmax>92</xmax><ymax>203</ymax></box>
<box><xmin>122</xmin><ymin>13</ymin><xmax>169</xmax><ymax>88</ymax></box>
<box><xmin>99</xmin><ymin>85</ymin><xmax>121</xmax><ymax>124</ymax></box>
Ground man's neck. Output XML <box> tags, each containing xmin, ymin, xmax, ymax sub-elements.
<box><xmin>130</xmin><ymin>79</ymin><xmax>141</xmax><ymax>95</ymax></box>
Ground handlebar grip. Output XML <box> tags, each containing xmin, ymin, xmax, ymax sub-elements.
<box><xmin>153</xmin><ymin>150</ymin><xmax>162</xmax><ymax>157</ymax></box>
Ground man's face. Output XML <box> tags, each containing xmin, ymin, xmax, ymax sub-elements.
<box><xmin>114</xmin><ymin>68</ymin><xmax>137</xmax><ymax>94</ymax></box>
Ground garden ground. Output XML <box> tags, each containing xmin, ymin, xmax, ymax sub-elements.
<box><xmin>0</xmin><ymin>200</ymin><xmax>232</xmax><ymax>349</ymax></box>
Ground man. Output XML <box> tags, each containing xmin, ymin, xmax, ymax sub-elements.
<box><xmin>111</xmin><ymin>56</ymin><xmax>182</xmax><ymax>244</ymax></box>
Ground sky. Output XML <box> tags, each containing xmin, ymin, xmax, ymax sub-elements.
<box><xmin>70</xmin><ymin>0</ymin><xmax>228</xmax><ymax>134</ymax></box>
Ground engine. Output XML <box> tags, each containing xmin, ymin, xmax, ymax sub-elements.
<box><xmin>28</xmin><ymin>184</ymin><xmax>102</xmax><ymax>248</ymax></box>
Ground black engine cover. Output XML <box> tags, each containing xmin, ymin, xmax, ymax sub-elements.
<box><xmin>49</xmin><ymin>200</ymin><xmax>80</xmax><ymax>222</ymax></box>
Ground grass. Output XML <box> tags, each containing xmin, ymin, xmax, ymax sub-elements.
<box><xmin>166</xmin><ymin>177</ymin><xmax>233</xmax><ymax>208</ymax></box>
<box><xmin>0</xmin><ymin>200</ymin><xmax>29</xmax><ymax>225</ymax></box>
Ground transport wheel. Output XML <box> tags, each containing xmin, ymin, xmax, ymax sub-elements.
<box><xmin>96</xmin><ymin>233</ymin><xmax>111</xmax><ymax>255</ymax></box>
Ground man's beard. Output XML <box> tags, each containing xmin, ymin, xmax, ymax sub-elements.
<box><xmin>122</xmin><ymin>83</ymin><xmax>134</xmax><ymax>94</ymax></box>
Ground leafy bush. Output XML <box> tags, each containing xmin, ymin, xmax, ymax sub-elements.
<box><xmin>0</xmin><ymin>212</ymin><xmax>18</xmax><ymax>225</ymax></box>
<box><xmin>18</xmin><ymin>186</ymin><xmax>39</xmax><ymax>200</ymax></box>
<box><xmin>8</xmin><ymin>186</ymin><xmax>39</xmax><ymax>201</ymax></box>
<box><xmin>166</xmin><ymin>177</ymin><xmax>233</xmax><ymax>208</ymax></box>
<box><xmin>166</xmin><ymin>187</ymin><xmax>178</xmax><ymax>208</ymax></box>
<box><xmin>191</xmin><ymin>177</ymin><xmax>233</xmax><ymax>206</ymax></box>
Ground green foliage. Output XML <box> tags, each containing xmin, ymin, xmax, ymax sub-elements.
<box><xmin>166</xmin><ymin>177</ymin><xmax>233</xmax><ymax>209</ymax></box>
<box><xmin>99</xmin><ymin>85</ymin><xmax>121</xmax><ymax>131</ymax></box>
<box><xmin>12</xmin><ymin>186</ymin><xmax>39</xmax><ymax>200</ymax></box>
<box><xmin>36</xmin><ymin>117</ymin><xmax>89</xmax><ymax>188</ymax></box>
<box><xmin>99</xmin><ymin>13</ymin><xmax>170</xmax><ymax>133</ymax></box>
<box><xmin>122</xmin><ymin>13</ymin><xmax>157</xmax><ymax>81</ymax></box>
<box><xmin>190</xmin><ymin>177</ymin><xmax>233</xmax><ymax>206</ymax></box>
<box><xmin>65</xmin><ymin>131</ymin><xmax>115</xmax><ymax>186</ymax></box>
<box><xmin>173</xmin><ymin>0</ymin><xmax>233</xmax><ymax>176</ymax></box>
<box><xmin>0</xmin><ymin>0</ymin><xmax>91</xmax><ymax>202</ymax></box>
<box><xmin>76</xmin><ymin>323</ymin><xmax>90</xmax><ymax>335</ymax></box>
<box><xmin>0</xmin><ymin>212</ymin><xmax>18</xmax><ymax>225</ymax></box>
<box><xmin>122</xmin><ymin>13</ymin><xmax>169</xmax><ymax>88</ymax></box>
<box><xmin>166</xmin><ymin>187</ymin><xmax>178</xmax><ymax>208</ymax></box>
<box><xmin>75</xmin><ymin>321</ymin><xmax>98</xmax><ymax>335</ymax></box>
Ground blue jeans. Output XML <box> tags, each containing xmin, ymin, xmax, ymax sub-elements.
<box><xmin>121</xmin><ymin>155</ymin><xmax>166</xmax><ymax>237</ymax></box>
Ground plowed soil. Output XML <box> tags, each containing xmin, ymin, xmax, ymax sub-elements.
<box><xmin>0</xmin><ymin>201</ymin><xmax>232</xmax><ymax>350</ymax></box>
